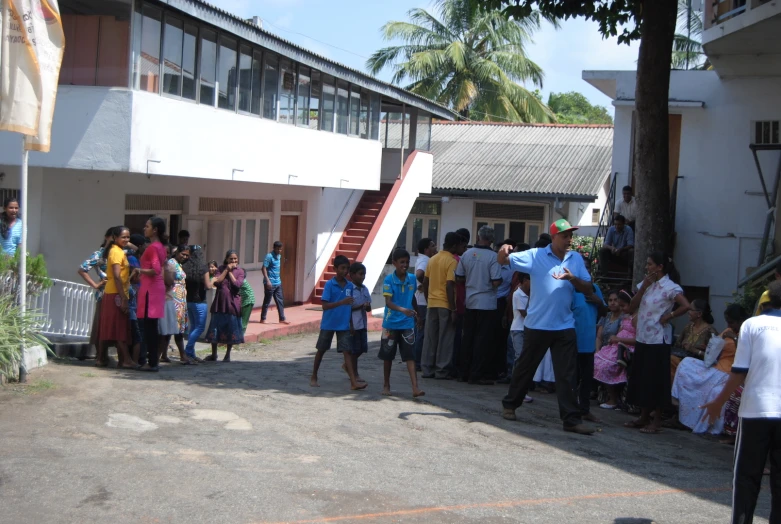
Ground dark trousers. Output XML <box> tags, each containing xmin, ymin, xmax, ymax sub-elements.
<box><xmin>452</xmin><ymin>313</ymin><xmax>464</xmax><ymax>372</ymax></box>
<box><xmin>261</xmin><ymin>284</ymin><xmax>286</xmax><ymax>321</ymax></box>
<box><xmin>502</xmin><ymin>327</ymin><xmax>583</xmax><ymax>427</ymax></box>
<box><xmin>599</xmin><ymin>247</ymin><xmax>633</xmax><ymax>274</ymax></box>
<box><xmin>459</xmin><ymin>308</ymin><xmax>497</xmax><ymax>382</ymax></box>
<box><xmin>492</xmin><ymin>296</ymin><xmax>510</xmax><ymax>377</ymax></box>
<box><xmin>414</xmin><ymin>304</ymin><xmax>427</xmax><ymax>367</ymax></box>
<box><xmin>576</xmin><ymin>353</ymin><xmax>595</xmax><ymax>415</ymax></box>
<box><xmin>140</xmin><ymin>318</ymin><xmax>159</xmax><ymax>367</ymax></box>
<box><xmin>732</xmin><ymin>417</ymin><xmax>781</xmax><ymax>524</ymax></box>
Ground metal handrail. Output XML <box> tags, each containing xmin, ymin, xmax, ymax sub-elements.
<box><xmin>589</xmin><ymin>172</ymin><xmax>618</xmax><ymax>265</ymax></box>
<box><xmin>713</xmin><ymin>3</ymin><xmax>747</xmax><ymax>24</ymax></box>
<box><xmin>307</xmin><ymin>189</ymin><xmax>357</xmax><ymax>278</ymax></box>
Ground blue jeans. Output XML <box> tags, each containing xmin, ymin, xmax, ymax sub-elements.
<box><xmin>261</xmin><ymin>284</ymin><xmax>286</xmax><ymax>321</ymax></box>
<box><xmin>185</xmin><ymin>302</ymin><xmax>208</xmax><ymax>358</ymax></box>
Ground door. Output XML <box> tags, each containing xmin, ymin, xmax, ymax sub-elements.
<box><xmin>279</xmin><ymin>215</ymin><xmax>299</xmax><ymax>305</ymax></box>
<box><xmin>206</xmin><ymin>219</ymin><xmax>228</xmax><ymax>264</ymax></box>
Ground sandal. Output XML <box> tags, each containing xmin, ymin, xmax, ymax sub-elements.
<box><xmin>640</xmin><ymin>425</ymin><xmax>663</xmax><ymax>434</ymax></box>
<box><xmin>624</xmin><ymin>419</ymin><xmax>648</xmax><ymax>429</ymax></box>
<box><xmin>600</xmin><ymin>403</ymin><xmax>617</xmax><ymax>410</ymax></box>
<box><xmin>202</xmin><ymin>355</ymin><xmax>218</xmax><ymax>362</ymax></box>
<box><xmin>160</xmin><ymin>357</ymin><xmax>172</xmax><ymax>363</ymax></box>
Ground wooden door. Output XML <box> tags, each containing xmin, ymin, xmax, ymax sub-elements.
<box><xmin>279</xmin><ymin>215</ymin><xmax>299</xmax><ymax>305</ymax></box>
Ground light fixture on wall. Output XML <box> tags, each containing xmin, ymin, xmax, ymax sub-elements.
<box><xmin>340</xmin><ymin>179</ymin><xmax>349</xmax><ymax>188</ymax></box>
<box><xmin>232</xmin><ymin>168</ymin><xmax>244</xmax><ymax>181</ymax></box>
<box><xmin>288</xmin><ymin>174</ymin><xmax>298</xmax><ymax>184</ymax></box>
<box><xmin>441</xmin><ymin>196</ymin><xmax>450</xmax><ymax>203</ymax></box>
<box><xmin>146</xmin><ymin>159</ymin><xmax>161</xmax><ymax>179</ymax></box>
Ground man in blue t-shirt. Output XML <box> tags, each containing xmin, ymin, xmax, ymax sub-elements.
<box><xmin>261</xmin><ymin>241</ymin><xmax>290</xmax><ymax>325</ymax></box>
<box><xmin>498</xmin><ymin>219</ymin><xmax>597</xmax><ymax>435</ymax></box>
<box><xmin>380</xmin><ymin>248</ymin><xmax>425</xmax><ymax>398</ymax></box>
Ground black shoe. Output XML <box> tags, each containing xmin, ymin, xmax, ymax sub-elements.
<box><xmin>497</xmin><ymin>376</ymin><xmax>512</xmax><ymax>384</ymax></box>
<box><xmin>422</xmin><ymin>373</ymin><xmax>435</xmax><ymax>379</ymax></box>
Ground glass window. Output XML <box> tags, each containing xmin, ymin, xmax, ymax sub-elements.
<box><xmin>309</xmin><ymin>70</ymin><xmax>321</xmax><ymax>130</ymax></box>
<box><xmin>258</xmin><ymin>219</ymin><xmax>269</xmax><ymax>263</ymax></box>
<box><xmin>217</xmin><ymin>36</ymin><xmax>237</xmax><ymax>111</ymax></box>
<box><xmin>385</xmin><ymin>112</ymin><xmax>403</xmax><ymax>148</ymax></box>
<box><xmin>182</xmin><ymin>24</ymin><xmax>197</xmax><ymax>100</ymax></box>
<box><xmin>411</xmin><ymin>218</ymin><xmax>424</xmax><ymax>252</ymax></box>
<box><xmin>198</xmin><ymin>29</ymin><xmax>217</xmax><ymax>106</ymax></box>
<box><xmin>416</xmin><ymin>114</ymin><xmax>432</xmax><ymax>151</ymax></box>
<box><xmin>61</xmin><ymin>0</ymin><xmax>132</xmax><ymax>87</ymax></box>
<box><xmin>251</xmin><ymin>50</ymin><xmax>262</xmax><ymax>115</ymax></box>
<box><xmin>244</xmin><ymin>219</ymin><xmax>256</xmax><ymax>265</ymax></box>
<box><xmin>428</xmin><ymin>219</ymin><xmax>439</xmax><ymax>245</ymax></box>
<box><xmin>403</xmin><ymin>112</ymin><xmax>412</xmax><ymax>149</ymax></box>
<box><xmin>494</xmin><ymin>223</ymin><xmax>506</xmax><ymax>243</ymax></box>
<box><xmin>233</xmin><ymin>220</ymin><xmax>242</xmax><ymax>257</ymax></box>
<box><xmin>320</xmin><ymin>74</ymin><xmax>335</xmax><ymax>132</ymax></box>
<box><xmin>349</xmin><ymin>86</ymin><xmax>361</xmax><ymax>137</ymax></box>
<box><xmin>138</xmin><ymin>4</ymin><xmax>161</xmax><ymax>93</ymax></box>
<box><xmin>359</xmin><ymin>90</ymin><xmax>369</xmax><ymax>139</ymax></box>
<box><xmin>279</xmin><ymin>58</ymin><xmax>296</xmax><ymax>125</ymax></box>
<box><xmin>369</xmin><ymin>92</ymin><xmax>381</xmax><ymax>140</ymax></box>
<box><xmin>263</xmin><ymin>52</ymin><xmax>279</xmax><ymax>120</ymax></box>
<box><xmin>296</xmin><ymin>66</ymin><xmax>311</xmax><ymax>127</ymax></box>
<box><xmin>238</xmin><ymin>45</ymin><xmax>252</xmax><ymax>112</ymax></box>
<box><xmin>162</xmin><ymin>16</ymin><xmax>183</xmax><ymax>97</ymax></box>
<box><xmin>335</xmin><ymin>80</ymin><xmax>349</xmax><ymax>135</ymax></box>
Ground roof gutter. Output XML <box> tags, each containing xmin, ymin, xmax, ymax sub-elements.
<box><xmin>161</xmin><ymin>0</ymin><xmax>459</xmax><ymax>121</ymax></box>
<box><xmin>430</xmin><ymin>188</ymin><xmax>598</xmax><ymax>202</ymax></box>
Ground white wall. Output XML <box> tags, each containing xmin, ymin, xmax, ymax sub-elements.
<box><xmin>440</xmin><ymin>198</ymin><xmax>474</xmax><ymax>238</ymax></box>
<box><xmin>309</xmin><ymin>187</ymin><xmax>363</xmax><ymax>290</ymax></box>
<box><xmin>0</xmin><ymin>87</ymin><xmax>383</xmax><ymax>191</ymax></box>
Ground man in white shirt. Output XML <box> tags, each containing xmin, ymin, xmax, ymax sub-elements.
<box><xmin>703</xmin><ymin>280</ymin><xmax>781</xmax><ymax>524</ymax></box>
<box><xmin>615</xmin><ymin>185</ymin><xmax>637</xmax><ymax>231</ymax></box>
<box><xmin>414</xmin><ymin>238</ymin><xmax>437</xmax><ymax>370</ymax></box>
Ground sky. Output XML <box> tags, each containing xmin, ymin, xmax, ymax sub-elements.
<box><xmin>208</xmin><ymin>0</ymin><xmax>640</xmax><ymax>115</ymax></box>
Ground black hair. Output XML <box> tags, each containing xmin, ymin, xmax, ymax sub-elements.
<box><xmin>614</xmin><ymin>214</ymin><xmax>626</xmax><ymax>223</ymax></box>
<box><xmin>178</xmin><ymin>229</ymin><xmax>190</xmax><ymax>238</ymax></box>
<box><xmin>223</xmin><ymin>249</ymin><xmax>238</xmax><ymax>265</ymax></box>
<box><xmin>724</xmin><ymin>303</ymin><xmax>749</xmax><ymax>324</ymax></box>
<box><xmin>618</xmin><ymin>289</ymin><xmax>633</xmax><ymax>304</ymax></box>
<box><xmin>417</xmin><ymin>237</ymin><xmax>433</xmax><ymax>254</ymax></box>
<box><xmin>622</xmin><ymin>185</ymin><xmax>633</xmax><ymax>193</ymax></box>
<box><xmin>443</xmin><ymin>231</ymin><xmax>461</xmax><ymax>249</ymax></box>
<box><xmin>0</xmin><ymin>197</ymin><xmax>20</xmax><ymax>240</ymax></box>
<box><xmin>455</xmin><ymin>228</ymin><xmax>470</xmax><ymax>243</ymax></box>
<box><xmin>333</xmin><ymin>255</ymin><xmax>350</xmax><ymax>268</ymax></box>
<box><xmin>129</xmin><ymin>234</ymin><xmax>147</xmax><ymax>248</ymax></box>
<box><xmin>104</xmin><ymin>226</ymin><xmax>130</xmax><ymax>258</ymax></box>
<box><xmin>516</xmin><ymin>272</ymin><xmax>530</xmax><ymax>283</ymax></box>
<box><xmin>516</xmin><ymin>243</ymin><xmax>531</xmax><ymax>252</ymax></box>
<box><xmin>148</xmin><ymin>216</ymin><xmax>169</xmax><ymax>245</ymax></box>
<box><xmin>208</xmin><ymin>260</ymin><xmax>219</xmax><ymax>268</ymax></box>
<box><xmin>535</xmin><ymin>234</ymin><xmax>552</xmax><ymax>248</ymax></box>
<box><xmin>349</xmin><ymin>262</ymin><xmax>366</xmax><ymax>275</ymax></box>
<box><xmin>183</xmin><ymin>245</ymin><xmax>205</xmax><ymax>284</ymax></box>
<box><xmin>175</xmin><ymin>243</ymin><xmax>191</xmax><ymax>257</ymax></box>
<box><xmin>769</xmin><ymin>281</ymin><xmax>781</xmax><ymax>308</ymax></box>
<box><xmin>502</xmin><ymin>238</ymin><xmax>516</xmax><ymax>248</ymax></box>
<box><xmin>648</xmin><ymin>251</ymin><xmax>680</xmax><ymax>284</ymax></box>
<box><xmin>392</xmin><ymin>248</ymin><xmax>410</xmax><ymax>262</ymax></box>
<box><xmin>691</xmin><ymin>299</ymin><xmax>714</xmax><ymax>324</ymax></box>
<box><xmin>273</xmin><ymin>240</ymin><xmax>283</xmax><ymax>248</ymax></box>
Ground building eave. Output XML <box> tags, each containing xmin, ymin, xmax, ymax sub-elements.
<box><xmin>430</xmin><ymin>188</ymin><xmax>598</xmax><ymax>203</ymax></box>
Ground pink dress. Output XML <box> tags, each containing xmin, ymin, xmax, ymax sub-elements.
<box><xmin>137</xmin><ymin>241</ymin><xmax>167</xmax><ymax>319</ymax></box>
<box><xmin>594</xmin><ymin>316</ymin><xmax>636</xmax><ymax>385</ymax></box>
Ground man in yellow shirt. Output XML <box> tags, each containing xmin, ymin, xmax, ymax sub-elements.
<box><xmin>753</xmin><ymin>261</ymin><xmax>781</xmax><ymax>316</ymax></box>
<box><xmin>421</xmin><ymin>232</ymin><xmax>460</xmax><ymax>379</ymax></box>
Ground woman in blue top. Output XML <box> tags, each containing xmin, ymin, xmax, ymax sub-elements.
<box><xmin>0</xmin><ymin>198</ymin><xmax>22</xmax><ymax>256</ymax></box>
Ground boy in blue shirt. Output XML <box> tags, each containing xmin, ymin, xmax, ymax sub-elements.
<box><xmin>348</xmin><ymin>262</ymin><xmax>372</xmax><ymax>385</ymax></box>
<box><xmin>572</xmin><ymin>279</ymin><xmax>605</xmax><ymax>422</ymax></box>
<box><xmin>380</xmin><ymin>249</ymin><xmax>425</xmax><ymax>398</ymax></box>
<box><xmin>310</xmin><ymin>255</ymin><xmax>366</xmax><ymax>390</ymax></box>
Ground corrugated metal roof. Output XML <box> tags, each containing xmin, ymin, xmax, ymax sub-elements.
<box><xmin>430</xmin><ymin>122</ymin><xmax>613</xmax><ymax>198</ymax></box>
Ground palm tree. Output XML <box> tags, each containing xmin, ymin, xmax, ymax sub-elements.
<box><xmin>672</xmin><ymin>0</ymin><xmax>709</xmax><ymax>70</ymax></box>
<box><xmin>367</xmin><ymin>0</ymin><xmax>556</xmax><ymax>123</ymax></box>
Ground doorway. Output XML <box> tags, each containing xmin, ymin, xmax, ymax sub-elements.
<box><xmin>279</xmin><ymin>215</ymin><xmax>299</xmax><ymax>305</ymax></box>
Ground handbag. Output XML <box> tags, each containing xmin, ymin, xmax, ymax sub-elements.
<box><xmin>703</xmin><ymin>334</ymin><xmax>726</xmax><ymax>367</ymax></box>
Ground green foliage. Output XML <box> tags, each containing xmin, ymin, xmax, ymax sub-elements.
<box><xmin>672</xmin><ymin>0</ymin><xmax>708</xmax><ymax>70</ymax></box>
<box><xmin>732</xmin><ymin>281</ymin><xmax>764</xmax><ymax>316</ymax></box>
<box><xmin>367</xmin><ymin>0</ymin><xmax>556</xmax><ymax>123</ymax></box>
<box><xmin>0</xmin><ymin>250</ymin><xmax>53</xmax><ymax>292</ymax></box>
<box><xmin>547</xmin><ymin>91</ymin><xmax>613</xmax><ymax>125</ymax></box>
<box><xmin>0</xmin><ymin>293</ymin><xmax>51</xmax><ymax>380</ymax></box>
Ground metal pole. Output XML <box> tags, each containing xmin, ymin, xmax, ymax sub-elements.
<box><xmin>18</xmin><ymin>140</ymin><xmax>28</xmax><ymax>382</ymax></box>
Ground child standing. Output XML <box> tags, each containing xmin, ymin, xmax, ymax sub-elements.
<box><xmin>310</xmin><ymin>255</ymin><xmax>365</xmax><ymax>390</ymax></box>
<box><xmin>509</xmin><ymin>273</ymin><xmax>532</xmax><ymax>403</ymax></box>
<box><xmin>347</xmin><ymin>262</ymin><xmax>372</xmax><ymax>384</ymax></box>
<box><xmin>239</xmin><ymin>279</ymin><xmax>255</xmax><ymax>335</ymax></box>
<box><xmin>380</xmin><ymin>248</ymin><xmax>425</xmax><ymax>398</ymax></box>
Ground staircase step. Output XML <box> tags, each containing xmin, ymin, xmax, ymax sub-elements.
<box><xmin>343</xmin><ymin>235</ymin><xmax>366</xmax><ymax>243</ymax></box>
<box><xmin>356</xmin><ymin>205</ymin><xmax>382</xmax><ymax>213</ymax></box>
<box><xmin>336</xmin><ymin>250</ymin><xmax>359</xmax><ymax>259</ymax></box>
<box><xmin>339</xmin><ymin>241</ymin><xmax>362</xmax><ymax>250</ymax></box>
<box><xmin>353</xmin><ymin>214</ymin><xmax>378</xmax><ymax>222</ymax></box>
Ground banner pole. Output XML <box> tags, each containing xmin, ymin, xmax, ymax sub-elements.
<box><xmin>18</xmin><ymin>138</ymin><xmax>28</xmax><ymax>383</ymax></box>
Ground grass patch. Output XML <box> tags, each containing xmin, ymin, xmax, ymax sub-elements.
<box><xmin>10</xmin><ymin>378</ymin><xmax>56</xmax><ymax>395</ymax></box>
<box><xmin>80</xmin><ymin>372</ymin><xmax>97</xmax><ymax>378</ymax></box>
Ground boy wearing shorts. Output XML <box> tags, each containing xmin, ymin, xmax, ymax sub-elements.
<box><xmin>310</xmin><ymin>255</ymin><xmax>366</xmax><ymax>390</ymax></box>
<box><xmin>380</xmin><ymin>249</ymin><xmax>425</xmax><ymax>398</ymax></box>
<box><xmin>348</xmin><ymin>262</ymin><xmax>372</xmax><ymax>384</ymax></box>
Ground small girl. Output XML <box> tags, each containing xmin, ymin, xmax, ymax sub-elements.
<box><xmin>594</xmin><ymin>289</ymin><xmax>637</xmax><ymax>409</ymax></box>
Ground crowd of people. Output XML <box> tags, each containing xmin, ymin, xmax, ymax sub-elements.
<box><xmin>76</xmin><ymin>218</ymin><xmax>289</xmax><ymax>372</ymax></box>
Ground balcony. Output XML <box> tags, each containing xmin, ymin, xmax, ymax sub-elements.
<box><xmin>703</xmin><ymin>0</ymin><xmax>781</xmax><ymax>77</ymax></box>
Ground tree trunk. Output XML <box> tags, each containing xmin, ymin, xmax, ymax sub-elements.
<box><xmin>632</xmin><ymin>0</ymin><xmax>678</xmax><ymax>283</ymax></box>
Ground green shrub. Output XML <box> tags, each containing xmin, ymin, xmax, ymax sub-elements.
<box><xmin>0</xmin><ymin>293</ymin><xmax>51</xmax><ymax>380</ymax></box>
<box><xmin>0</xmin><ymin>251</ymin><xmax>52</xmax><ymax>295</ymax></box>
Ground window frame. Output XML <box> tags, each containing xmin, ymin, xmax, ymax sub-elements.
<box><xmin>227</xmin><ymin>214</ymin><xmax>272</xmax><ymax>270</ymax></box>
<box><xmin>216</xmin><ymin>34</ymin><xmax>238</xmax><ymax>111</ymax></box>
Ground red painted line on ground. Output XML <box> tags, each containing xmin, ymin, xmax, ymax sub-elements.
<box><xmin>254</xmin><ymin>485</ymin><xmax>731</xmax><ymax>524</ymax></box>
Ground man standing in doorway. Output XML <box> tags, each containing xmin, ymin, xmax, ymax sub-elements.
<box><xmin>456</xmin><ymin>226</ymin><xmax>502</xmax><ymax>385</ymax></box>
<box><xmin>414</xmin><ymin>238</ymin><xmax>437</xmax><ymax>370</ymax></box>
<box><xmin>615</xmin><ymin>185</ymin><xmax>637</xmax><ymax>231</ymax></box>
<box><xmin>261</xmin><ymin>241</ymin><xmax>291</xmax><ymax>325</ymax></box>
<box><xmin>498</xmin><ymin>219</ymin><xmax>596</xmax><ymax>435</ymax></box>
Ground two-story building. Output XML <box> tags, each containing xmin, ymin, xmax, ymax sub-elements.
<box><xmin>0</xmin><ymin>0</ymin><xmax>457</xmax><ymax>311</ymax></box>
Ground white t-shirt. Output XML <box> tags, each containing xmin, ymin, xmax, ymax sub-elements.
<box><xmin>511</xmin><ymin>288</ymin><xmax>529</xmax><ymax>332</ymax></box>
<box><xmin>414</xmin><ymin>254</ymin><xmax>430</xmax><ymax>307</ymax></box>
<box><xmin>733</xmin><ymin>312</ymin><xmax>781</xmax><ymax>419</ymax></box>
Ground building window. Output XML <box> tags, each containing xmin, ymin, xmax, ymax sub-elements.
<box><xmin>263</xmin><ymin>52</ymin><xmax>279</xmax><ymax>120</ymax></box>
<box><xmin>238</xmin><ymin>45</ymin><xmax>253</xmax><ymax>112</ymax></box>
<box><xmin>369</xmin><ymin>93</ymin><xmax>381</xmax><ymax>141</ymax></box>
<box><xmin>396</xmin><ymin>200</ymin><xmax>442</xmax><ymax>253</ymax></box>
<box><xmin>162</xmin><ymin>16</ymin><xmax>184</xmax><ymax>97</ymax></box>
<box><xmin>217</xmin><ymin>36</ymin><xmax>238</xmax><ymax>111</ymax></box>
<box><xmin>296</xmin><ymin>66</ymin><xmax>311</xmax><ymax>127</ymax></box>
<box><xmin>321</xmin><ymin>74</ymin><xmax>336</xmax><ymax>132</ymax></box>
<box><xmin>359</xmin><ymin>89</ymin><xmax>369</xmax><ymax>139</ymax></box>
<box><xmin>181</xmin><ymin>24</ymin><xmax>197</xmax><ymax>100</ymax></box>
<box><xmin>135</xmin><ymin>3</ymin><xmax>162</xmax><ymax>93</ymax></box>
<box><xmin>229</xmin><ymin>217</ymin><xmax>270</xmax><ymax>269</ymax></box>
<box><xmin>754</xmin><ymin>121</ymin><xmax>780</xmax><ymax>145</ymax></box>
<box><xmin>416</xmin><ymin>114</ymin><xmax>432</xmax><ymax>151</ymax></box>
<box><xmin>198</xmin><ymin>29</ymin><xmax>217</xmax><ymax>106</ymax></box>
<box><xmin>591</xmin><ymin>208</ymin><xmax>600</xmax><ymax>225</ymax></box>
<box><xmin>335</xmin><ymin>79</ymin><xmax>349</xmax><ymax>135</ymax></box>
<box><xmin>279</xmin><ymin>58</ymin><xmax>296</xmax><ymax>125</ymax></box>
<box><xmin>309</xmin><ymin>70</ymin><xmax>321</xmax><ymax>130</ymax></box>
<box><xmin>349</xmin><ymin>86</ymin><xmax>361</xmax><ymax>137</ymax></box>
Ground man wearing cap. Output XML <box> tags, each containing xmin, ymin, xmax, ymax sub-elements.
<box><xmin>498</xmin><ymin>219</ymin><xmax>596</xmax><ymax>435</ymax></box>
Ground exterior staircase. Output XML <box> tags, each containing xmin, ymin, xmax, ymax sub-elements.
<box><xmin>312</xmin><ymin>185</ymin><xmax>392</xmax><ymax>304</ymax></box>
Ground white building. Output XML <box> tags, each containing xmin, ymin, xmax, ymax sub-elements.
<box><xmin>0</xmin><ymin>0</ymin><xmax>457</xmax><ymax>314</ymax></box>
<box><xmin>583</xmin><ymin>0</ymin><xmax>781</xmax><ymax>328</ymax></box>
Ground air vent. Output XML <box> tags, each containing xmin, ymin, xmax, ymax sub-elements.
<box><xmin>0</xmin><ymin>189</ymin><xmax>20</xmax><ymax>204</ymax></box>
<box><xmin>199</xmin><ymin>198</ymin><xmax>273</xmax><ymax>213</ymax></box>
<box><xmin>281</xmin><ymin>200</ymin><xmax>304</xmax><ymax>212</ymax></box>
<box><xmin>410</xmin><ymin>200</ymin><xmax>441</xmax><ymax>215</ymax></box>
<box><xmin>475</xmin><ymin>203</ymin><xmax>544</xmax><ymax>221</ymax></box>
<box><xmin>753</xmin><ymin>121</ymin><xmax>780</xmax><ymax>145</ymax></box>
<box><xmin>125</xmin><ymin>195</ymin><xmax>184</xmax><ymax>211</ymax></box>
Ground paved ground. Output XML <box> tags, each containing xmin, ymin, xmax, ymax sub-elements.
<box><xmin>0</xmin><ymin>333</ymin><xmax>772</xmax><ymax>524</ymax></box>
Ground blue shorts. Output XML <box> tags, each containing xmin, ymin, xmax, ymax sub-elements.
<box><xmin>349</xmin><ymin>329</ymin><xmax>368</xmax><ymax>355</ymax></box>
<box><xmin>316</xmin><ymin>330</ymin><xmax>351</xmax><ymax>352</ymax></box>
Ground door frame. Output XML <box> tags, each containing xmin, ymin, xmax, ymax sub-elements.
<box><xmin>280</xmin><ymin>212</ymin><xmax>302</xmax><ymax>305</ymax></box>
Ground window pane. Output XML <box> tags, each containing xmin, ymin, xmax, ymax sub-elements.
<box><xmin>217</xmin><ymin>36</ymin><xmax>237</xmax><ymax>110</ymax></box>
<box><xmin>386</xmin><ymin>112</ymin><xmax>403</xmax><ymax>148</ymax></box>
<box><xmin>369</xmin><ymin>92</ymin><xmax>381</xmax><ymax>140</ymax></box>
<box><xmin>182</xmin><ymin>24</ymin><xmax>197</xmax><ymax>100</ymax></box>
<box><xmin>258</xmin><ymin>219</ymin><xmax>269</xmax><ymax>261</ymax></box>
<box><xmin>349</xmin><ymin>86</ymin><xmax>361</xmax><ymax>136</ymax></box>
<box><xmin>233</xmin><ymin>220</ymin><xmax>242</xmax><ymax>257</ymax></box>
<box><xmin>309</xmin><ymin>70</ymin><xmax>321</xmax><ymax>130</ymax></box>
<box><xmin>244</xmin><ymin>219</ymin><xmax>256</xmax><ymax>265</ymax></box>
<box><xmin>251</xmin><ymin>50</ymin><xmax>262</xmax><ymax>115</ymax></box>
<box><xmin>321</xmin><ymin>74</ymin><xmax>335</xmax><ymax>132</ymax></box>
<box><xmin>494</xmin><ymin>223</ymin><xmax>505</xmax><ymax>243</ymax></box>
<box><xmin>263</xmin><ymin>52</ymin><xmax>279</xmax><ymax>120</ymax></box>
<box><xmin>379</xmin><ymin>111</ymin><xmax>389</xmax><ymax>146</ymax></box>
<box><xmin>527</xmin><ymin>224</ymin><xmax>540</xmax><ymax>244</ymax></box>
<box><xmin>162</xmin><ymin>16</ymin><xmax>183</xmax><ymax>96</ymax></box>
<box><xmin>427</xmin><ymin>219</ymin><xmax>438</xmax><ymax>246</ymax></box>
<box><xmin>359</xmin><ymin>89</ymin><xmax>369</xmax><ymax>139</ymax></box>
<box><xmin>403</xmin><ymin>112</ymin><xmax>412</xmax><ymax>149</ymax></box>
<box><xmin>335</xmin><ymin>80</ymin><xmax>349</xmax><ymax>135</ymax></box>
<box><xmin>238</xmin><ymin>45</ymin><xmax>252</xmax><ymax>112</ymax></box>
<box><xmin>199</xmin><ymin>30</ymin><xmax>217</xmax><ymax>106</ymax></box>
<box><xmin>279</xmin><ymin>58</ymin><xmax>296</xmax><ymax>125</ymax></box>
<box><xmin>509</xmin><ymin>221</ymin><xmax>526</xmax><ymax>244</ymax></box>
<box><xmin>412</xmin><ymin>218</ymin><xmax>423</xmax><ymax>252</ymax></box>
<box><xmin>296</xmin><ymin>66</ymin><xmax>311</xmax><ymax>127</ymax></box>
<box><xmin>416</xmin><ymin>114</ymin><xmax>432</xmax><ymax>150</ymax></box>
<box><xmin>138</xmin><ymin>4</ymin><xmax>161</xmax><ymax>93</ymax></box>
